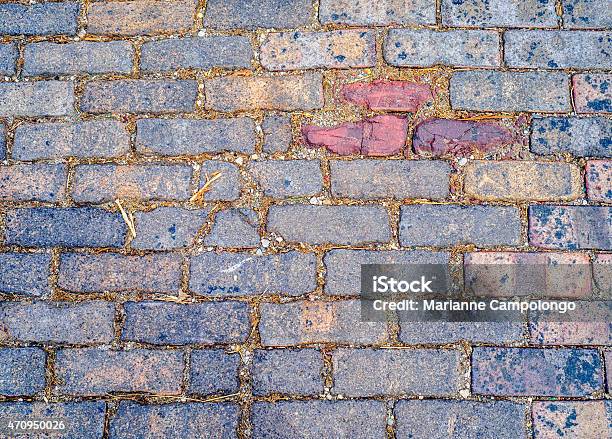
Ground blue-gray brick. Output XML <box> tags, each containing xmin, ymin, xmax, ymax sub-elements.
<box><xmin>262</xmin><ymin>114</ymin><xmax>292</xmax><ymax>153</ymax></box>
<box><xmin>531</xmin><ymin>116</ymin><xmax>611</xmax><ymax>157</ymax></box>
<box><xmin>122</xmin><ymin>301</ymin><xmax>250</xmax><ymax>345</ymax></box>
<box><xmin>563</xmin><ymin>0</ymin><xmax>612</xmax><ymax>29</ymax></box>
<box><xmin>190</xmin><ymin>251</ymin><xmax>316</xmax><ymax>296</ymax></box>
<box><xmin>249</xmin><ymin>160</ymin><xmax>323</xmax><ymax>198</ymax></box>
<box><xmin>0</xmin><ymin>253</ymin><xmax>50</xmax><ymax>297</ymax></box>
<box><xmin>0</xmin><ymin>164</ymin><xmax>66</xmax><ymax>202</ymax></box>
<box><xmin>441</xmin><ymin>0</ymin><xmax>557</xmax><ymax>27</ymax></box>
<box><xmin>319</xmin><ymin>0</ymin><xmax>436</xmax><ymax>25</ymax></box>
<box><xmin>203</xmin><ymin>0</ymin><xmax>311</xmax><ymax>29</ymax></box>
<box><xmin>189</xmin><ymin>350</ymin><xmax>241</xmax><ymax>395</ymax></box>
<box><xmin>5</xmin><ymin>208</ymin><xmax>126</xmax><ymax>248</ymax></box>
<box><xmin>198</xmin><ymin>161</ymin><xmax>241</xmax><ymax>201</ymax></box>
<box><xmin>252</xmin><ymin>349</ymin><xmax>324</xmax><ymax>396</ymax></box>
<box><xmin>0</xmin><ymin>43</ymin><xmax>17</xmax><ymax>75</ymax></box>
<box><xmin>0</xmin><ymin>348</ymin><xmax>46</xmax><ymax>396</ymax></box>
<box><xmin>202</xmin><ymin>208</ymin><xmax>260</xmax><ymax>248</ymax></box>
<box><xmin>0</xmin><ymin>2</ymin><xmax>79</xmax><ymax>36</ymax></box>
<box><xmin>132</xmin><ymin>207</ymin><xmax>210</xmax><ymax>250</ymax></box>
<box><xmin>400</xmin><ymin>321</ymin><xmax>524</xmax><ymax>344</ymax></box>
<box><xmin>0</xmin><ymin>81</ymin><xmax>74</xmax><ymax>116</ymax></box>
<box><xmin>0</xmin><ymin>123</ymin><xmax>5</xmax><ymax>160</ymax></box>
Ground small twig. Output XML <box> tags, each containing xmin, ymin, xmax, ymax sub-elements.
<box><xmin>115</xmin><ymin>199</ymin><xmax>136</xmax><ymax>238</ymax></box>
<box><xmin>190</xmin><ymin>171</ymin><xmax>223</xmax><ymax>204</ymax></box>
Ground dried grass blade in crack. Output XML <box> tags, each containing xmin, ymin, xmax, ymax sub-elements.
<box><xmin>190</xmin><ymin>171</ymin><xmax>223</xmax><ymax>204</ymax></box>
<box><xmin>115</xmin><ymin>199</ymin><xmax>136</xmax><ymax>238</ymax></box>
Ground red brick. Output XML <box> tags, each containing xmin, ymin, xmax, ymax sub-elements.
<box><xmin>586</xmin><ymin>160</ymin><xmax>612</xmax><ymax>203</ymax></box>
<box><xmin>342</xmin><ymin>80</ymin><xmax>432</xmax><ymax>111</ymax></box>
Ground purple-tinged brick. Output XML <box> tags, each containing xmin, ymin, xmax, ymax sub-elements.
<box><xmin>586</xmin><ymin>160</ymin><xmax>612</xmax><ymax>202</ymax></box>
<box><xmin>122</xmin><ymin>301</ymin><xmax>250</xmax><ymax>345</ymax></box>
<box><xmin>55</xmin><ymin>348</ymin><xmax>184</xmax><ymax>396</ymax></box>
<box><xmin>332</xmin><ymin>348</ymin><xmax>459</xmax><ymax>397</ymax></box>
<box><xmin>203</xmin><ymin>0</ymin><xmax>311</xmax><ymax>29</ymax></box>
<box><xmin>573</xmin><ymin>74</ymin><xmax>612</xmax><ymax>113</ymax></box>
<box><xmin>472</xmin><ymin>347</ymin><xmax>603</xmax><ymax>396</ymax></box>
<box><xmin>606</xmin><ymin>352</ymin><xmax>611</xmax><ymax>390</ymax></box>
<box><xmin>0</xmin><ymin>348</ymin><xmax>45</xmax><ymax>396</ymax></box>
<box><xmin>252</xmin><ymin>349</ymin><xmax>324</xmax><ymax>396</ymax></box>
<box><xmin>594</xmin><ymin>254</ymin><xmax>612</xmax><ymax>298</ymax></box>
<box><xmin>0</xmin><ymin>43</ymin><xmax>17</xmax><ymax>75</ymax></box>
<box><xmin>400</xmin><ymin>321</ymin><xmax>523</xmax><ymax>344</ymax></box>
<box><xmin>202</xmin><ymin>208</ymin><xmax>260</xmax><ymax>248</ymax></box>
<box><xmin>72</xmin><ymin>164</ymin><xmax>192</xmax><ymax>203</ymax></box>
<box><xmin>0</xmin><ymin>81</ymin><xmax>74</xmax><ymax>117</ymax></box>
<box><xmin>395</xmin><ymin>400</ymin><xmax>526</xmax><ymax>439</ymax></box>
<box><xmin>400</xmin><ymin>205</ymin><xmax>521</xmax><ymax>247</ymax></box>
<box><xmin>0</xmin><ymin>123</ymin><xmax>5</xmax><ymax>160</ymax></box>
<box><xmin>0</xmin><ymin>253</ymin><xmax>51</xmax><ymax>297</ymax></box>
<box><xmin>319</xmin><ymin>0</ymin><xmax>435</xmax><ymax>25</ymax></box>
<box><xmin>0</xmin><ymin>2</ymin><xmax>79</xmax><ymax>36</ymax></box>
<box><xmin>441</xmin><ymin>0</ymin><xmax>557</xmax><ymax>27</ymax></box>
<box><xmin>189</xmin><ymin>350</ymin><xmax>240</xmax><ymax>395</ymax></box>
<box><xmin>5</xmin><ymin>208</ymin><xmax>126</xmax><ymax>248</ymax></box>
<box><xmin>132</xmin><ymin>207</ymin><xmax>210</xmax><ymax>250</ymax></box>
<box><xmin>529</xmin><ymin>205</ymin><xmax>611</xmax><ymax>250</ymax></box>
<box><xmin>190</xmin><ymin>251</ymin><xmax>316</xmax><ymax>296</ymax></box>
<box><xmin>267</xmin><ymin>205</ymin><xmax>391</xmax><ymax>245</ymax></box>
<box><xmin>249</xmin><ymin>160</ymin><xmax>323</xmax><ymax>198</ymax></box>
<box><xmin>110</xmin><ymin>402</ymin><xmax>239</xmax><ymax>439</ymax></box>
<box><xmin>13</xmin><ymin>120</ymin><xmax>130</xmax><ymax>160</ymax></box>
<box><xmin>0</xmin><ymin>164</ymin><xmax>67</xmax><ymax>202</ymax></box>
<box><xmin>198</xmin><ymin>161</ymin><xmax>241</xmax><ymax>201</ymax></box>
<box><xmin>0</xmin><ymin>301</ymin><xmax>115</xmax><ymax>344</ymax></box>
<box><xmin>563</xmin><ymin>0</ymin><xmax>612</xmax><ymax>28</ymax></box>
<box><xmin>58</xmin><ymin>253</ymin><xmax>182</xmax><ymax>293</ymax></box>
<box><xmin>531</xmin><ymin>116</ymin><xmax>612</xmax><ymax>158</ymax></box>
<box><xmin>262</xmin><ymin>114</ymin><xmax>292</xmax><ymax>153</ymax></box>
<box><xmin>252</xmin><ymin>400</ymin><xmax>387</xmax><ymax>439</ymax></box>
<box><xmin>259</xmin><ymin>300</ymin><xmax>388</xmax><ymax>346</ymax></box>
<box><xmin>533</xmin><ymin>401</ymin><xmax>611</xmax><ymax>438</ymax></box>
<box><xmin>81</xmin><ymin>80</ymin><xmax>197</xmax><ymax>114</ymax></box>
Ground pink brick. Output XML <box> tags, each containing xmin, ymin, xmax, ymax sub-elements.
<box><xmin>573</xmin><ymin>74</ymin><xmax>611</xmax><ymax>113</ymax></box>
<box><xmin>533</xmin><ymin>401</ymin><xmax>611</xmax><ymax>438</ymax></box>
<box><xmin>0</xmin><ymin>164</ymin><xmax>66</xmax><ymax>202</ymax></box>
<box><xmin>586</xmin><ymin>160</ymin><xmax>612</xmax><ymax>203</ymax></box>
<box><xmin>342</xmin><ymin>80</ymin><xmax>432</xmax><ymax>111</ymax></box>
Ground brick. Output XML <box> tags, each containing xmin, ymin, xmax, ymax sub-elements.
<box><xmin>110</xmin><ymin>402</ymin><xmax>239</xmax><ymax>439</ymax></box>
<box><xmin>259</xmin><ymin>300</ymin><xmax>388</xmax><ymax>346</ymax></box>
<box><xmin>0</xmin><ymin>301</ymin><xmax>115</xmax><ymax>344</ymax></box>
<box><xmin>563</xmin><ymin>0</ymin><xmax>612</xmax><ymax>28</ymax></box>
<box><xmin>303</xmin><ymin>115</ymin><xmax>408</xmax><ymax>156</ymax></box>
<box><xmin>72</xmin><ymin>164</ymin><xmax>192</xmax><ymax>203</ymax></box>
<box><xmin>202</xmin><ymin>208</ymin><xmax>260</xmax><ymax>248</ymax></box>
<box><xmin>333</xmin><ymin>348</ymin><xmax>459</xmax><ymax>397</ymax></box>
<box><xmin>330</xmin><ymin>159</ymin><xmax>450</xmax><ymax>200</ymax></box>
<box><xmin>132</xmin><ymin>207</ymin><xmax>210</xmax><ymax>250</ymax></box>
<box><xmin>58</xmin><ymin>253</ymin><xmax>182</xmax><ymax>293</ymax></box>
<box><xmin>464</xmin><ymin>161</ymin><xmax>582</xmax><ymax>201</ymax></box>
<box><xmin>413</xmin><ymin>118</ymin><xmax>514</xmax><ymax>157</ymax></box>
<box><xmin>400</xmin><ymin>205</ymin><xmax>521</xmax><ymax>247</ymax></box>
<box><xmin>573</xmin><ymin>74</ymin><xmax>611</xmax><ymax>113</ymax></box>
<box><xmin>342</xmin><ymin>80</ymin><xmax>432</xmax><ymax>112</ymax></box>
<box><xmin>189</xmin><ymin>350</ymin><xmax>240</xmax><ymax>395</ymax></box>
<box><xmin>203</xmin><ymin>0</ymin><xmax>311</xmax><ymax>29</ymax></box>
<box><xmin>87</xmin><ymin>0</ymin><xmax>194</xmax><ymax>36</ymax></box>
<box><xmin>262</xmin><ymin>114</ymin><xmax>292</xmax><ymax>153</ymax></box>
<box><xmin>385</xmin><ymin>29</ymin><xmax>499</xmax><ymax>67</ymax></box>
<box><xmin>0</xmin><ymin>43</ymin><xmax>17</xmax><ymax>75</ymax></box>
<box><xmin>400</xmin><ymin>322</ymin><xmax>523</xmax><ymax>344</ymax></box>
<box><xmin>81</xmin><ymin>80</ymin><xmax>197</xmax><ymax>114</ymax></box>
<box><xmin>451</xmin><ymin>71</ymin><xmax>570</xmax><ymax>112</ymax></box>
<box><xmin>24</xmin><ymin>41</ymin><xmax>133</xmax><ymax>76</ymax></box>
<box><xmin>529</xmin><ymin>205</ymin><xmax>611</xmax><ymax>250</ymax></box>
<box><xmin>267</xmin><ymin>205</ymin><xmax>391</xmax><ymax>245</ymax></box>
<box><xmin>505</xmin><ymin>30</ymin><xmax>612</xmax><ymax>69</ymax></box>
<box><xmin>0</xmin><ymin>348</ymin><xmax>45</xmax><ymax>396</ymax></box>
<box><xmin>252</xmin><ymin>349</ymin><xmax>323</xmax><ymax>396</ymax></box>
<box><xmin>5</xmin><ymin>208</ymin><xmax>126</xmax><ymax>248</ymax></box>
<box><xmin>141</xmin><ymin>36</ymin><xmax>252</xmax><ymax>71</ymax></box>
<box><xmin>395</xmin><ymin>401</ymin><xmax>526</xmax><ymax>439</ymax></box>
<box><xmin>586</xmin><ymin>160</ymin><xmax>612</xmax><ymax>202</ymax></box>
<box><xmin>607</xmin><ymin>352</ymin><xmax>612</xmax><ymax>390</ymax></box>
<box><xmin>472</xmin><ymin>347</ymin><xmax>603</xmax><ymax>396</ymax></box>
<box><xmin>249</xmin><ymin>160</ymin><xmax>323</xmax><ymax>198</ymax></box>
<box><xmin>0</xmin><ymin>2</ymin><xmax>79</xmax><ymax>36</ymax></box>
<box><xmin>261</xmin><ymin>30</ymin><xmax>376</xmax><ymax>70</ymax></box>
<box><xmin>189</xmin><ymin>251</ymin><xmax>317</xmax><ymax>296</ymax></box>
<box><xmin>0</xmin><ymin>164</ymin><xmax>66</xmax><ymax>202</ymax></box>
<box><xmin>0</xmin><ymin>123</ymin><xmax>5</xmax><ymax>160</ymax></box>
<box><xmin>0</xmin><ymin>253</ymin><xmax>51</xmax><ymax>297</ymax></box>
<box><xmin>55</xmin><ymin>349</ymin><xmax>184</xmax><ymax>396</ymax></box>
<box><xmin>319</xmin><ymin>0</ymin><xmax>435</xmax><ymax>25</ymax></box>
<box><xmin>136</xmin><ymin>117</ymin><xmax>256</xmax><ymax>156</ymax></box>
<box><xmin>205</xmin><ymin>73</ymin><xmax>323</xmax><ymax>112</ymax></box>
<box><xmin>441</xmin><ymin>0</ymin><xmax>557</xmax><ymax>27</ymax></box>
<box><xmin>13</xmin><ymin>120</ymin><xmax>130</xmax><ymax>160</ymax></box>
<box><xmin>530</xmin><ymin>116</ymin><xmax>611</xmax><ymax>157</ymax></box>
<box><xmin>0</xmin><ymin>81</ymin><xmax>74</xmax><ymax>117</ymax></box>
<box><xmin>122</xmin><ymin>301</ymin><xmax>250</xmax><ymax>345</ymax></box>
<box><xmin>594</xmin><ymin>254</ymin><xmax>612</xmax><ymax>297</ymax></box>
<box><xmin>533</xmin><ymin>401</ymin><xmax>611</xmax><ymax>438</ymax></box>
<box><xmin>198</xmin><ymin>161</ymin><xmax>241</xmax><ymax>201</ymax></box>
<box><xmin>252</xmin><ymin>401</ymin><xmax>387</xmax><ymax>439</ymax></box>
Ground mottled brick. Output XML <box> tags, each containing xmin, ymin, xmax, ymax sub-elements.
<box><xmin>319</xmin><ymin>0</ymin><xmax>435</xmax><ymax>25</ymax></box>
<box><xmin>205</xmin><ymin>73</ymin><xmax>323</xmax><ymax>112</ymax></box>
<box><xmin>472</xmin><ymin>347</ymin><xmax>603</xmax><ymax>396</ymax></box>
<box><xmin>252</xmin><ymin>349</ymin><xmax>323</xmax><ymax>396</ymax></box>
<box><xmin>0</xmin><ymin>164</ymin><xmax>66</xmax><ymax>202</ymax></box>
<box><xmin>13</xmin><ymin>120</ymin><xmax>130</xmax><ymax>160</ymax></box>
<box><xmin>586</xmin><ymin>160</ymin><xmax>612</xmax><ymax>202</ymax></box>
<box><xmin>262</xmin><ymin>114</ymin><xmax>292</xmax><ymax>153</ymax></box>
<box><xmin>0</xmin><ymin>43</ymin><xmax>17</xmax><ymax>75</ymax></box>
<box><xmin>122</xmin><ymin>301</ymin><xmax>250</xmax><ymax>345</ymax></box>
<box><xmin>400</xmin><ymin>205</ymin><xmax>521</xmax><ymax>247</ymax></box>
<box><xmin>0</xmin><ymin>253</ymin><xmax>50</xmax><ymax>297</ymax></box>
<box><xmin>203</xmin><ymin>208</ymin><xmax>260</xmax><ymax>248</ymax></box>
<box><xmin>385</xmin><ymin>29</ymin><xmax>499</xmax><ymax>67</ymax></box>
<box><xmin>531</xmin><ymin>116</ymin><xmax>611</xmax><ymax>157</ymax></box>
<box><xmin>24</xmin><ymin>41</ymin><xmax>133</xmax><ymax>76</ymax></box>
<box><xmin>563</xmin><ymin>0</ymin><xmax>612</xmax><ymax>28</ymax></box>
<box><xmin>0</xmin><ymin>81</ymin><xmax>74</xmax><ymax>117</ymax></box>
<box><xmin>259</xmin><ymin>300</ymin><xmax>388</xmax><ymax>346</ymax></box>
<box><xmin>451</xmin><ymin>71</ymin><xmax>570</xmax><ymax>112</ymax></box>
<box><xmin>249</xmin><ymin>160</ymin><xmax>323</xmax><ymax>198</ymax></box>
<box><xmin>198</xmin><ymin>161</ymin><xmax>241</xmax><ymax>201</ymax></box>
<box><xmin>81</xmin><ymin>80</ymin><xmax>197</xmax><ymax>114</ymax></box>
<box><xmin>400</xmin><ymin>321</ymin><xmax>523</xmax><ymax>344</ymax></box>
<box><xmin>5</xmin><ymin>208</ymin><xmax>126</xmax><ymax>248</ymax></box>
<box><xmin>190</xmin><ymin>350</ymin><xmax>241</xmax><ymax>395</ymax></box>
<box><xmin>529</xmin><ymin>205</ymin><xmax>611</xmax><ymax>250</ymax></box>
<box><xmin>56</xmin><ymin>349</ymin><xmax>184</xmax><ymax>396</ymax></box>
<box><xmin>267</xmin><ymin>205</ymin><xmax>391</xmax><ymax>245</ymax></box>
<box><xmin>441</xmin><ymin>0</ymin><xmax>557</xmax><ymax>27</ymax></box>
<box><xmin>141</xmin><ymin>36</ymin><xmax>252</xmax><ymax>71</ymax></box>
<box><xmin>203</xmin><ymin>0</ymin><xmax>311</xmax><ymax>29</ymax></box>
<box><xmin>261</xmin><ymin>30</ymin><xmax>376</xmax><ymax>70</ymax></box>
<box><xmin>0</xmin><ymin>123</ymin><xmax>5</xmax><ymax>160</ymax></box>
<box><xmin>132</xmin><ymin>207</ymin><xmax>209</xmax><ymax>250</ymax></box>
<box><xmin>533</xmin><ymin>401</ymin><xmax>611</xmax><ymax>438</ymax></box>
<box><xmin>342</xmin><ymin>80</ymin><xmax>432</xmax><ymax>112</ymax></box>
<box><xmin>0</xmin><ymin>348</ymin><xmax>45</xmax><ymax>396</ymax></box>
<box><xmin>0</xmin><ymin>2</ymin><xmax>79</xmax><ymax>36</ymax></box>
<box><xmin>58</xmin><ymin>253</ymin><xmax>182</xmax><ymax>293</ymax></box>
<box><xmin>607</xmin><ymin>352</ymin><xmax>612</xmax><ymax>390</ymax></box>
<box><xmin>190</xmin><ymin>251</ymin><xmax>317</xmax><ymax>296</ymax></box>
<box><xmin>594</xmin><ymin>254</ymin><xmax>612</xmax><ymax>297</ymax></box>
<box><xmin>573</xmin><ymin>74</ymin><xmax>611</xmax><ymax>113</ymax></box>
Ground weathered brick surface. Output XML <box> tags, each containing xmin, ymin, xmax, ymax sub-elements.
<box><xmin>203</xmin><ymin>0</ymin><xmax>311</xmax><ymax>29</ymax></box>
<box><xmin>563</xmin><ymin>0</ymin><xmax>612</xmax><ymax>29</ymax></box>
<box><xmin>0</xmin><ymin>123</ymin><xmax>5</xmax><ymax>160</ymax></box>
<box><xmin>573</xmin><ymin>74</ymin><xmax>612</xmax><ymax>113</ymax></box>
<box><xmin>0</xmin><ymin>253</ymin><xmax>51</xmax><ymax>297</ymax></box>
<box><xmin>607</xmin><ymin>352</ymin><xmax>612</xmax><ymax>390</ymax></box>
<box><xmin>0</xmin><ymin>43</ymin><xmax>17</xmax><ymax>75</ymax></box>
<box><xmin>441</xmin><ymin>0</ymin><xmax>557</xmax><ymax>27</ymax></box>
<box><xmin>0</xmin><ymin>81</ymin><xmax>74</xmax><ymax>116</ymax></box>
<box><xmin>132</xmin><ymin>207</ymin><xmax>210</xmax><ymax>250</ymax></box>
<box><xmin>189</xmin><ymin>350</ymin><xmax>241</xmax><ymax>394</ymax></box>
<box><xmin>586</xmin><ymin>160</ymin><xmax>612</xmax><ymax>202</ymax></box>
<box><xmin>249</xmin><ymin>160</ymin><xmax>323</xmax><ymax>198</ymax></box>
<box><xmin>198</xmin><ymin>161</ymin><xmax>241</xmax><ymax>201</ymax></box>
<box><xmin>0</xmin><ymin>2</ymin><xmax>79</xmax><ymax>36</ymax></box>
<box><xmin>532</xmin><ymin>401</ymin><xmax>611</xmax><ymax>438</ymax></box>
<box><xmin>0</xmin><ymin>164</ymin><xmax>67</xmax><ymax>202</ymax></box>
<box><xmin>202</xmin><ymin>208</ymin><xmax>260</xmax><ymax>248</ymax></box>
<box><xmin>530</xmin><ymin>116</ymin><xmax>612</xmax><ymax>157</ymax></box>
<box><xmin>341</xmin><ymin>80</ymin><xmax>432</xmax><ymax>112</ymax></box>
<box><xmin>400</xmin><ymin>321</ymin><xmax>523</xmax><ymax>344</ymax></box>
<box><xmin>262</xmin><ymin>114</ymin><xmax>292</xmax><ymax>153</ymax></box>
<box><xmin>319</xmin><ymin>0</ymin><xmax>435</xmax><ymax>25</ymax></box>
<box><xmin>594</xmin><ymin>254</ymin><xmax>612</xmax><ymax>297</ymax></box>
<box><xmin>252</xmin><ymin>349</ymin><xmax>324</xmax><ymax>395</ymax></box>
<box><xmin>0</xmin><ymin>348</ymin><xmax>46</xmax><ymax>396</ymax></box>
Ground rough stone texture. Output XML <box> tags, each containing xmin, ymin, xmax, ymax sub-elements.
<box><xmin>0</xmin><ymin>348</ymin><xmax>46</xmax><ymax>396</ymax></box>
<box><xmin>252</xmin><ymin>349</ymin><xmax>324</xmax><ymax>396</ymax></box>
<box><xmin>261</xmin><ymin>30</ymin><xmax>376</xmax><ymax>70</ymax></box>
<box><xmin>319</xmin><ymin>0</ymin><xmax>436</xmax><ymax>25</ymax></box>
<box><xmin>0</xmin><ymin>253</ymin><xmax>51</xmax><ymax>297</ymax></box>
<box><xmin>203</xmin><ymin>0</ymin><xmax>311</xmax><ymax>29</ymax></box>
<box><xmin>198</xmin><ymin>161</ymin><xmax>241</xmax><ymax>201</ymax></box>
<box><xmin>249</xmin><ymin>160</ymin><xmax>323</xmax><ymax>198</ymax></box>
<box><xmin>267</xmin><ymin>205</ymin><xmax>391</xmax><ymax>245</ymax></box>
<box><xmin>262</xmin><ymin>114</ymin><xmax>292</xmax><ymax>153</ymax></box>
<box><xmin>0</xmin><ymin>81</ymin><xmax>74</xmax><ymax>116</ymax></box>
<box><xmin>0</xmin><ymin>2</ymin><xmax>79</xmax><ymax>36</ymax></box>
<box><xmin>189</xmin><ymin>350</ymin><xmax>241</xmax><ymax>395</ymax></box>
<box><xmin>132</xmin><ymin>207</ymin><xmax>210</xmax><ymax>250</ymax></box>
<box><xmin>594</xmin><ymin>254</ymin><xmax>612</xmax><ymax>297</ymax></box>
<box><xmin>607</xmin><ymin>352</ymin><xmax>612</xmax><ymax>390</ymax></box>
<box><xmin>399</xmin><ymin>205</ymin><xmax>521</xmax><ymax>247</ymax></box>
<box><xmin>190</xmin><ymin>251</ymin><xmax>317</xmax><ymax>296</ymax></box>
<box><xmin>573</xmin><ymin>74</ymin><xmax>612</xmax><ymax>113</ymax></box>
<box><xmin>0</xmin><ymin>123</ymin><xmax>5</xmax><ymax>160</ymax></box>
<box><xmin>563</xmin><ymin>0</ymin><xmax>612</xmax><ymax>29</ymax></box>
<box><xmin>441</xmin><ymin>0</ymin><xmax>558</xmax><ymax>27</ymax></box>
<box><xmin>0</xmin><ymin>42</ymin><xmax>17</xmax><ymax>75</ymax></box>
<box><xmin>0</xmin><ymin>164</ymin><xmax>67</xmax><ymax>202</ymax></box>
<box><xmin>400</xmin><ymin>322</ymin><xmax>524</xmax><ymax>344</ymax></box>
<box><xmin>586</xmin><ymin>160</ymin><xmax>612</xmax><ymax>202</ymax></box>
<box><xmin>202</xmin><ymin>208</ymin><xmax>260</xmax><ymax>248</ymax></box>
<box><xmin>385</xmin><ymin>29</ymin><xmax>500</xmax><ymax>67</ymax></box>
<box><xmin>530</xmin><ymin>116</ymin><xmax>612</xmax><ymax>157</ymax></box>
<box><xmin>533</xmin><ymin>401</ymin><xmax>611</xmax><ymax>439</ymax></box>
<box><xmin>342</xmin><ymin>80</ymin><xmax>432</xmax><ymax>112</ymax></box>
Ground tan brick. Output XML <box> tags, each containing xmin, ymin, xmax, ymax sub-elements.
<box><xmin>0</xmin><ymin>164</ymin><xmax>66</xmax><ymax>202</ymax></box>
